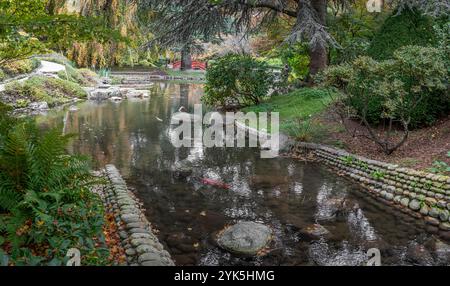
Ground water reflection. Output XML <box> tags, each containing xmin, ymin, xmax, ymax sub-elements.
<box><xmin>39</xmin><ymin>83</ymin><xmax>450</xmax><ymax>266</ymax></box>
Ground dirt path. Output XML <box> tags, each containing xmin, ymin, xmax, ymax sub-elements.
<box><xmin>0</xmin><ymin>60</ymin><xmax>66</xmax><ymax>91</ymax></box>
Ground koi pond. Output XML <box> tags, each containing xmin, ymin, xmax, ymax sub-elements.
<box><xmin>39</xmin><ymin>82</ymin><xmax>450</xmax><ymax>266</ymax></box>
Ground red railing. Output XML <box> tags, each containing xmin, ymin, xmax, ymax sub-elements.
<box><xmin>172</xmin><ymin>61</ymin><xmax>206</xmax><ymax>70</ymax></box>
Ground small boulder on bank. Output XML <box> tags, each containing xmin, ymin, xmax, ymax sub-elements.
<box><xmin>89</xmin><ymin>85</ymin><xmax>121</xmax><ymax>100</ymax></box>
<box><xmin>216</xmin><ymin>221</ymin><xmax>272</xmax><ymax>256</ymax></box>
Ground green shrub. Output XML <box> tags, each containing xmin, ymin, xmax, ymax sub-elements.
<box><xmin>367</xmin><ymin>8</ymin><xmax>437</xmax><ymax>60</ymax></box>
<box><xmin>283</xmin><ymin>117</ymin><xmax>328</xmax><ymax>142</ymax></box>
<box><xmin>328</xmin><ymin>3</ymin><xmax>382</xmax><ymax>65</ymax></box>
<box><xmin>266</xmin><ymin>43</ymin><xmax>310</xmax><ymax>80</ymax></box>
<box><xmin>0</xmin><ymin>69</ymin><xmax>5</xmax><ymax>82</ymax></box>
<box><xmin>428</xmin><ymin>152</ymin><xmax>450</xmax><ymax>175</ymax></box>
<box><xmin>281</xmin><ymin>44</ymin><xmax>310</xmax><ymax>80</ymax></box>
<box><xmin>319</xmin><ymin>45</ymin><xmax>449</xmax><ymax>128</ymax></box>
<box><xmin>0</xmin><ymin>116</ymin><xmax>109</xmax><ymax>265</ymax></box>
<box><xmin>0</xmin><ymin>59</ymin><xmax>40</xmax><ymax>77</ymax></box>
<box><xmin>203</xmin><ymin>54</ymin><xmax>275</xmax><ymax>107</ymax></box>
<box><xmin>4</xmin><ymin>76</ymin><xmax>87</xmax><ymax>108</ymax></box>
<box><xmin>15</xmin><ymin>99</ymin><xmax>30</xmax><ymax>108</ymax></box>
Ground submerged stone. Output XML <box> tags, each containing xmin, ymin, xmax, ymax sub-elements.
<box><xmin>300</xmin><ymin>224</ymin><xmax>330</xmax><ymax>239</ymax></box>
<box><xmin>406</xmin><ymin>242</ymin><xmax>434</xmax><ymax>266</ymax></box>
<box><xmin>173</xmin><ymin>159</ymin><xmax>202</xmax><ymax>179</ymax></box>
<box><xmin>216</xmin><ymin>221</ymin><xmax>272</xmax><ymax>256</ymax></box>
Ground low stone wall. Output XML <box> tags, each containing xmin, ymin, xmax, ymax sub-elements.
<box><xmin>291</xmin><ymin>142</ymin><xmax>450</xmax><ymax>233</ymax></box>
<box><xmin>111</xmin><ymin>72</ymin><xmax>205</xmax><ymax>84</ymax></box>
<box><xmin>103</xmin><ymin>164</ymin><xmax>175</xmax><ymax>266</ymax></box>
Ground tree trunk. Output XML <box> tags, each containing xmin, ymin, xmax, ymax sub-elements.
<box><xmin>181</xmin><ymin>46</ymin><xmax>192</xmax><ymax>71</ymax></box>
<box><xmin>308</xmin><ymin>45</ymin><xmax>328</xmax><ymax>77</ymax></box>
<box><xmin>308</xmin><ymin>0</ymin><xmax>328</xmax><ymax>80</ymax></box>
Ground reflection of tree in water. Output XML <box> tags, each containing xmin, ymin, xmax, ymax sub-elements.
<box><xmin>192</xmin><ymin>147</ymin><xmax>326</xmax><ymax>225</ymax></box>
<box><xmin>44</xmin><ymin>83</ymin><xmax>204</xmax><ymax>179</ymax></box>
<box><xmin>179</xmin><ymin>83</ymin><xmax>190</xmax><ymax>110</ymax></box>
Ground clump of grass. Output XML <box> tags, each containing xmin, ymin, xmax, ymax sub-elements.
<box><xmin>283</xmin><ymin>116</ymin><xmax>329</xmax><ymax>142</ymax></box>
<box><xmin>57</xmin><ymin>65</ymin><xmax>98</xmax><ymax>86</ymax></box>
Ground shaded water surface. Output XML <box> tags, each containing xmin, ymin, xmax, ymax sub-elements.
<box><xmin>41</xmin><ymin>82</ymin><xmax>450</xmax><ymax>266</ymax></box>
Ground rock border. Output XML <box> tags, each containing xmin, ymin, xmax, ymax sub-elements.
<box><xmin>290</xmin><ymin>142</ymin><xmax>450</xmax><ymax>233</ymax></box>
<box><xmin>103</xmin><ymin>164</ymin><xmax>174</xmax><ymax>266</ymax></box>
<box><xmin>110</xmin><ymin>72</ymin><xmax>205</xmax><ymax>84</ymax></box>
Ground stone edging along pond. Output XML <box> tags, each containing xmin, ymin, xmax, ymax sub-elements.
<box><xmin>290</xmin><ymin>142</ymin><xmax>450</xmax><ymax>234</ymax></box>
<box><xmin>110</xmin><ymin>72</ymin><xmax>205</xmax><ymax>84</ymax></box>
<box><xmin>102</xmin><ymin>165</ymin><xmax>175</xmax><ymax>266</ymax></box>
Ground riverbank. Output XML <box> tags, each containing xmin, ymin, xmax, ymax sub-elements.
<box><xmin>243</xmin><ymin>88</ymin><xmax>450</xmax><ymax>174</ymax></box>
<box><xmin>240</xmin><ymin>87</ymin><xmax>450</xmax><ymax>239</ymax></box>
<box><xmin>0</xmin><ymin>56</ymin><xmax>99</xmax><ymax>114</ymax></box>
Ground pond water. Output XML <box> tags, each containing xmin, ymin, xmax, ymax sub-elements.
<box><xmin>40</xmin><ymin>82</ymin><xmax>450</xmax><ymax>266</ymax></box>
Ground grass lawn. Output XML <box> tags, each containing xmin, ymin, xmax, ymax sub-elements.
<box><xmin>241</xmin><ymin>88</ymin><xmax>336</xmax><ymax>138</ymax></box>
<box><xmin>164</xmin><ymin>69</ymin><xmax>206</xmax><ymax>80</ymax></box>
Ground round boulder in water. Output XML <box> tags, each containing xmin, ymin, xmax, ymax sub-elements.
<box><xmin>216</xmin><ymin>221</ymin><xmax>272</xmax><ymax>256</ymax></box>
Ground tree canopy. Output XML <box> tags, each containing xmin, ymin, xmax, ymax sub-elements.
<box><xmin>0</xmin><ymin>0</ymin><xmax>122</xmax><ymax>64</ymax></box>
<box><xmin>140</xmin><ymin>0</ymin><xmax>449</xmax><ymax>75</ymax></box>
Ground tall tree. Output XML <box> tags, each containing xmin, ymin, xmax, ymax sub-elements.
<box><xmin>142</xmin><ymin>0</ymin><xmax>335</xmax><ymax>75</ymax></box>
<box><xmin>0</xmin><ymin>0</ymin><xmax>120</xmax><ymax>65</ymax></box>
<box><xmin>49</xmin><ymin>0</ymin><xmax>139</xmax><ymax>68</ymax></box>
<box><xmin>141</xmin><ymin>0</ymin><xmax>449</xmax><ymax>76</ymax></box>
